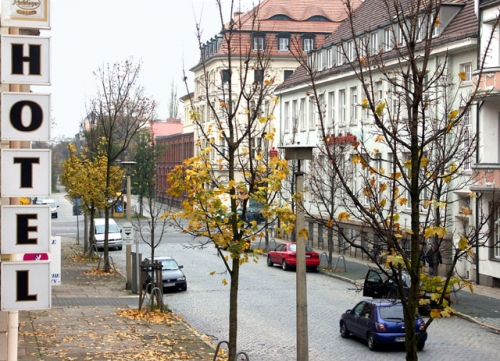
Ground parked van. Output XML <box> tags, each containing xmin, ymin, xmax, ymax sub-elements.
<box><xmin>93</xmin><ymin>218</ymin><xmax>123</xmax><ymax>251</ymax></box>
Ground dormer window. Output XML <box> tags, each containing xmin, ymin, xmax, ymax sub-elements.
<box><xmin>302</xmin><ymin>34</ymin><xmax>316</xmax><ymax>53</ymax></box>
<box><xmin>384</xmin><ymin>28</ymin><xmax>393</xmax><ymax>51</ymax></box>
<box><xmin>432</xmin><ymin>16</ymin><xmax>440</xmax><ymax>37</ymax></box>
<box><xmin>253</xmin><ymin>33</ymin><xmax>266</xmax><ymax>51</ymax></box>
<box><xmin>369</xmin><ymin>32</ymin><xmax>378</xmax><ymax>55</ymax></box>
<box><xmin>277</xmin><ymin>34</ymin><xmax>290</xmax><ymax>52</ymax></box>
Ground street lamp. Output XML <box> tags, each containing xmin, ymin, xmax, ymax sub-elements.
<box><xmin>121</xmin><ymin>160</ymin><xmax>136</xmax><ymax>290</ymax></box>
<box><xmin>279</xmin><ymin>144</ymin><xmax>315</xmax><ymax>361</ymax></box>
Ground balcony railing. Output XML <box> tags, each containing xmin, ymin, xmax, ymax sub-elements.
<box><xmin>473</xmin><ymin>68</ymin><xmax>500</xmax><ymax>95</ymax></box>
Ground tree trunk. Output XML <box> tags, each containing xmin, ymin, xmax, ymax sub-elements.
<box><xmin>228</xmin><ymin>257</ymin><xmax>240</xmax><ymax>361</ymax></box>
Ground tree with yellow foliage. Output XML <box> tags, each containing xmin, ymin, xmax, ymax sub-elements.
<box><xmin>62</xmin><ymin>143</ymin><xmax>124</xmax><ymax>256</ymax></box>
<box><xmin>169</xmin><ymin>2</ymin><xmax>297</xmax><ymax>358</ymax></box>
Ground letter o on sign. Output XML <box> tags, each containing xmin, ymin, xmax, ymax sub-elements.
<box><xmin>10</xmin><ymin>100</ymin><xmax>43</xmax><ymax>131</ymax></box>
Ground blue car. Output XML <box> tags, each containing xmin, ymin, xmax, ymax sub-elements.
<box><xmin>339</xmin><ymin>299</ymin><xmax>427</xmax><ymax>351</ymax></box>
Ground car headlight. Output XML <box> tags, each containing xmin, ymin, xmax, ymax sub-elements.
<box><xmin>177</xmin><ymin>276</ymin><xmax>186</xmax><ymax>281</ymax></box>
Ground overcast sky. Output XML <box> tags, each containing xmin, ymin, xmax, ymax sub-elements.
<box><xmin>35</xmin><ymin>0</ymin><xmax>255</xmax><ymax>140</ymax></box>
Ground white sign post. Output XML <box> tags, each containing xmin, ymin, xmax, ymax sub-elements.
<box><xmin>122</xmin><ymin>222</ymin><xmax>134</xmax><ymax>246</ymax></box>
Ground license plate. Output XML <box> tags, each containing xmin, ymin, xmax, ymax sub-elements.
<box><xmin>395</xmin><ymin>337</ymin><xmax>406</xmax><ymax>342</ymax></box>
<box><xmin>306</xmin><ymin>255</ymin><xmax>311</xmax><ymax>258</ymax></box>
<box><xmin>164</xmin><ymin>283</ymin><xmax>175</xmax><ymax>287</ymax></box>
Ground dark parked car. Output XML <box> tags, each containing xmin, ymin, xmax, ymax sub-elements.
<box><xmin>142</xmin><ymin>256</ymin><xmax>187</xmax><ymax>292</ymax></box>
<box><xmin>363</xmin><ymin>269</ymin><xmax>451</xmax><ymax>314</ymax></box>
<box><xmin>339</xmin><ymin>299</ymin><xmax>427</xmax><ymax>351</ymax></box>
<box><xmin>267</xmin><ymin>242</ymin><xmax>320</xmax><ymax>271</ymax></box>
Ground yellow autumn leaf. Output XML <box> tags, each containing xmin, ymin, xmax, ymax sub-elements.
<box><xmin>447</xmin><ymin>109</ymin><xmax>459</xmax><ymax>120</ymax></box>
<box><xmin>457</xmin><ymin>237</ymin><xmax>468</xmax><ymax>251</ymax></box>
<box><xmin>375</xmin><ymin>134</ymin><xmax>384</xmax><ymax>143</ymax></box>
<box><xmin>469</xmin><ymin>192</ymin><xmax>477</xmax><ymax>198</ymax></box>
<box><xmin>375</xmin><ymin>102</ymin><xmax>386</xmax><ymax>116</ymax></box>
<box><xmin>327</xmin><ymin>218</ymin><xmax>334</xmax><ymax>228</ymax></box>
<box><xmin>430</xmin><ymin>308</ymin><xmax>442</xmax><ymax>319</ymax></box>
<box><xmin>338</xmin><ymin>212</ymin><xmax>350</xmax><ymax>222</ymax></box>
<box><xmin>397</xmin><ymin>197</ymin><xmax>407</xmax><ymax>206</ymax></box>
<box><xmin>298</xmin><ymin>228</ymin><xmax>309</xmax><ymax>239</ymax></box>
<box><xmin>245</xmin><ymin>109</ymin><xmax>250</xmax><ymax>114</ymax></box>
<box><xmin>379</xmin><ymin>183</ymin><xmax>387</xmax><ymax>192</ymax></box>
<box><xmin>379</xmin><ymin>198</ymin><xmax>387</xmax><ymax>207</ymax></box>
<box><xmin>458</xmin><ymin>71</ymin><xmax>466</xmax><ymax>82</ymax></box>
<box><xmin>259</xmin><ymin>116</ymin><xmax>267</xmax><ymax>124</ymax></box>
<box><xmin>361</xmin><ymin>98</ymin><xmax>369</xmax><ymax>109</ymax></box>
<box><xmin>403</xmin><ymin>159</ymin><xmax>412</xmax><ymax>169</ymax></box>
<box><xmin>420</xmin><ymin>157</ymin><xmax>429</xmax><ymax>167</ymax></box>
<box><xmin>222</xmin><ymin>278</ymin><xmax>228</xmax><ymax>286</ymax></box>
<box><xmin>210</xmin><ymin>271</ymin><xmax>216</xmax><ymax>276</ymax></box>
<box><xmin>220</xmin><ymin>101</ymin><xmax>227</xmax><ymax>108</ymax></box>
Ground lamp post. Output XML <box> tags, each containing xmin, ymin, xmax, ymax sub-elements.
<box><xmin>279</xmin><ymin>144</ymin><xmax>315</xmax><ymax>361</ymax></box>
<box><xmin>121</xmin><ymin>160</ymin><xmax>136</xmax><ymax>290</ymax></box>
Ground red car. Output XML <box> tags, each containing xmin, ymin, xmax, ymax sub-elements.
<box><xmin>267</xmin><ymin>242</ymin><xmax>320</xmax><ymax>271</ymax></box>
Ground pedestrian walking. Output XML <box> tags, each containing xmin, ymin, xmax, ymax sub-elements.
<box><xmin>426</xmin><ymin>244</ymin><xmax>442</xmax><ymax>276</ymax></box>
<box><xmin>419</xmin><ymin>243</ymin><xmax>426</xmax><ymax>267</ymax></box>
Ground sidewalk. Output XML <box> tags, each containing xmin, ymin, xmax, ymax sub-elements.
<box><xmin>17</xmin><ymin>238</ymin><xmax>217</xmax><ymax>361</ymax></box>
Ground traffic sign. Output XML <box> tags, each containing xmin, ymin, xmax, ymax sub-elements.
<box><xmin>122</xmin><ymin>222</ymin><xmax>134</xmax><ymax>245</ymax></box>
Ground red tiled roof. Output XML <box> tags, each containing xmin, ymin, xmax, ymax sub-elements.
<box><xmin>193</xmin><ymin>0</ymin><xmax>363</xmax><ymax>68</ymax></box>
<box><xmin>278</xmin><ymin>0</ymin><xmax>477</xmax><ymax>91</ymax></box>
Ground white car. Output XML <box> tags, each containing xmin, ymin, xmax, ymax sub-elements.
<box><xmin>93</xmin><ymin>218</ymin><xmax>123</xmax><ymax>251</ymax></box>
<box><xmin>42</xmin><ymin>198</ymin><xmax>58</xmax><ymax>218</ymax></box>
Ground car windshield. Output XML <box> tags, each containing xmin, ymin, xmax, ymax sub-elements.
<box><xmin>44</xmin><ymin>200</ymin><xmax>55</xmax><ymax>206</ymax></box>
<box><xmin>379</xmin><ymin>303</ymin><xmax>404</xmax><ymax>321</ymax></box>
<box><xmin>95</xmin><ymin>224</ymin><xmax>120</xmax><ymax>234</ymax></box>
<box><xmin>161</xmin><ymin>259</ymin><xmax>179</xmax><ymax>270</ymax></box>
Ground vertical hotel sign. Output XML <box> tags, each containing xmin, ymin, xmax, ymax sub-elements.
<box><xmin>0</xmin><ymin>0</ymin><xmax>52</xmax><ymax>311</ymax></box>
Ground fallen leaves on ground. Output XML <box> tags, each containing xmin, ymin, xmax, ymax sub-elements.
<box><xmin>83</xmin><ymin>268</ymin><xmax>118</xmax><ymax>276</ymax></box>
<box><xmin>117</xmin><ymin>309</ymin><xmax>177</xmax><ymax>325</ymax></box>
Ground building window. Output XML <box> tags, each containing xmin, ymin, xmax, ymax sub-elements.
<box><xmin>397</xmin><ymin>27</ymin><xmax>406</xmax><ymax>47</ymax></box>
<box><xmin>340</xmin><ymin>89</ymin><xmax>346</xmax><ymax>124</ymax></box>
<box><xmin>221</xmin><ymin>69</ymin><xmax>230</xmax><ymax>84</ymax></box>
<box><xmin>347</xmin><ymin>41</ymin><xmax>355</xmax><ymax>61</ymax></box>
<box><xmin>316</xmin><ymin>51</ymin><xmax>323</xmax><ymax>70</ymax></box>
<box><xmin>370</xmin><ymin>32</ymin><xmax>378</xmax><ymax>55</ymax></box>
<box><xmin>495</xmin><ymin>207</ymin><xmax>500</xmax><ymax>259</ymax></box>
<box><xmin>337</xmin><ymin>46</ymin><xmax>344</xmax><ymax>66</ymax></box>
<box><xmin>303</xmin><ymin>37</ymin><xmax>315</xmax><ymax>52</ymax></box>
<box><xmin>462</xmin><ymin>107</ymin><xmax>472</xmax><ymax>171</ymax></box>
<box><xmin>300</xmin><ymin>98</ymin><xmax>306</xmax><ymax>129</ymax></box>
<box><xmin>327</xmin><ymin>47</ymin><xmax>334</xmax><ymax>68</ymax></box>
<box><xmin>328</xmin><ymin>91</ymin><xmax>335</xmax><ymax>130</ymax></box>
<box><xmin>309</xmin><ymin>96</ymin><xmax>314</xmax><ymax>128</ymax></box>
<box><xmin>416</xmin><ymin>17</ymin><xmax>423</xmax><ymax>42</ymax></box>
<box><xmin>432</xmin><ymin>16</ymin><xmax>440</xmax><ymax>37</ymax></box>
<box><xmin>254</xmin><ymin>69</ymin><xmax>264</xmax><ymax>83</ymax></box>
<box><xmin>278</xmin><ymin>36</ymin><xmax>290</xmax><ymax>52</ymax></box>
<box><xmin>253</xmin><ymin>33</ymin><xmax>265</xmax><ymax>51</ymax></box>
<box><xmin>284</xmin><ymin>101</ymin><xmax>290</xmax><ymax>133</ymax></box>
<box><xmin>284</xmin><ymin>70</ymin><xmax>293</xmax><ymax>80</ymax></box>
<box><xmin>384</xmin><ymin>28</ymin><xmax>393</xmax><ymax>51</ymax></box>
<box><xmin>350</xmin><ymin>86</ymin><xmax>358</xmax><ymax>124</ymax></box>
<box><xmin>460</xmin><ymin>62</ymin><xmax>472</xmax><ymax>83</ymax></box>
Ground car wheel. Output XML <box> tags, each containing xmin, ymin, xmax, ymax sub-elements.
<box><xmin>340</xmin><ymin>322</ymin><xmax>350</xmax><ymax>338</ymax></box>
<box><xmin>307</xmin><ymin>266</ymin><xmax>318</xmax><ymax>272</ymax></box>
<box><xmin>282</xmin><ymin>259</ymin><xmax>289</xmax><ymax>271</ymax></box>
<box><xmin>367</xmin><ymin>332</ymin><xmax>377</xmax><ymax>351</ymax></box>
<box><xmin>417</xmin><ymin>343</ymin><xmax>425</xmax><ymax>351</ymax></box>
<box><xmin>267</xmin><ymin>256</ymin><xmax>274</xmax><ymax>267</ymax></box>
<box><xmin>118</xmin><ymin>246</ymin><xmax>123</xmax><ymax>251</ymax></box>
<box><xmin>182</xmin><ymin>285</ymin><xmax>187</xmax><ymax>291</ymax></box>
